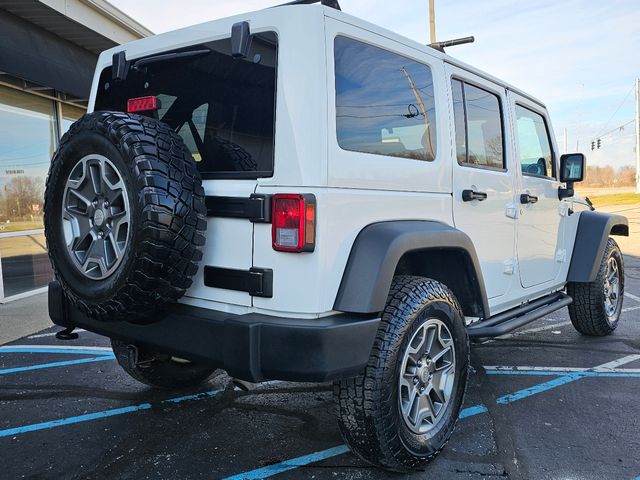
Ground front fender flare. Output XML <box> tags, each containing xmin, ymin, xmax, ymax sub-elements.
<box><xmin>567</xmin><ymin>210</ymin><xmax>629</xmax><ymax>283</ymax></box>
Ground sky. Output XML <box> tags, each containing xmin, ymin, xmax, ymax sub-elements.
<box><xmin>109</xmin><ymin>0</ymin><xmax>640</xmax><ymax>168</ymax></box>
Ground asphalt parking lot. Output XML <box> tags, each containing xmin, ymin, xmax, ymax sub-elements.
<box><xmin>2</xmin><ymin>254</ymin><xmax>640</xmax><ymax>479</ymax></box>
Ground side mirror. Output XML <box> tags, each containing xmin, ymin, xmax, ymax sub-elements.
<box><xmin>231</xmin><ymin>21</ymin><xmax>252</xmax><ymax>59</ymax></box>
<box><xmin>558</xmin><ymin>153</ymin><xmax>585</xmax><ymax>199</ymax></box>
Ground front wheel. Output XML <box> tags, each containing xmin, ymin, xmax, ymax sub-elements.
<box><xmin>567</xmin><ymin>237</ymin><xmax>624</xmax><ymax>336</ymax></box>
<box><xmin>334</xmin><ymin>276</ymin><xmax>469</xmax><ymax>472</ymax></box>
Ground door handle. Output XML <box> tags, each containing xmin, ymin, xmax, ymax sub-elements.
<box><xmin>462</xmin><ymin>189</ymin><xmax>488</xmax><ymax>202</ymax></box>
<box><xmin>520</xmin><ymin>193</ymin><xmax>538</xmax><ymax>204</ymax></box>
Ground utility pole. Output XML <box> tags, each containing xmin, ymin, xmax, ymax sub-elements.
<box><xmin>635</xmin><ymin>78</ymin><xmax>640</xmax><ymax>193</ymax></box>
<box><xmin>563</xmin><ymin>128</ymin><xmax>568</xmax><ymax>154</ymax></box>
<box><xmin>429</xmin><ymin>0</ymin><xmax>436</xmax><ymax>44</ymax></box>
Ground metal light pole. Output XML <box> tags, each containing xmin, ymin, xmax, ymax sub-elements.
<box><xmin>635</xmin><ymin>78</ymin><xmax>640</xmax><ymax>193</ymax></box>
<box><xmin>429</xmin><ymin>0</ymin><xmax>436</xmax><ymax>44</ymax></box>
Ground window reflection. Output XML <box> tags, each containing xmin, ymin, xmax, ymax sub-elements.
<box><xmin>451</xmin><ymin>80</ymin><xmax>504</xmax><ymax>169</ymax></box>
<box><xmin>335</xmin><ymin>36</ymin><xmax>437</xmax><ymax>161</ymax></box>
<box><xmin>0</xmin><ymin>233</ymin><xmax>52</xmax><ymax>297</ymax></box>
<box><xmin>61</xmin><ymin>103</ymin><xmax>85</xmax><ymax>135</ymax></box>
<box><xmin>515</xmin><ymin>105</ymin><xmax>554</xmax><ymax>178</ymax></box>
<box><xmin>0</xmin><ymin>86</ymin><xmax>56</xmax><ymax>232</ymax></box>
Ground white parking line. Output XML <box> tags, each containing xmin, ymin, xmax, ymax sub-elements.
<box><xmin>485</xmin><ymin>354</ymin><xmax>640</xmax><ymax>374</ymax></box>
<box><xmin>1</xmin><ymin>344</ymin><xmax>112</xmax><ymax>352</ymax></box>
<box><xmin>27</xmin><ymin>329</ymin><xmax>86</xmax><ymax>339</ymax></box>
<box><xmin>625</xmin><ymin>292</ymin><xmax>640</xmax><ymax>303</ymax></box>
<box><xmin>623</xmin><ymin>305</ymin><xmax>640</xmax><ymax>313</ymax></box>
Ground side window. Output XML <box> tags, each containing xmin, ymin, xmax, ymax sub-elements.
<box><xmin>451</xmin><ymin>80</ymin><xmax>466</xmax><ymax>164</ymax></box>
<box><xmin>451</xmin><ymin>79</ymin><xmax>505</xmax><ymax>169</ymax></box>
<box><xmin>335</xmin><ymin>36</ymin><xmax>437</xmax><ymax>161</ymax></box>
<box><xmin>515</xmin><ymin>105</ymin><xmax>554</xmax><ymax>178</ymax></box>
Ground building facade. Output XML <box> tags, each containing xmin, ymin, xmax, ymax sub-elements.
<box><xmin>0</xmin><ymin>0</ymin><xmax>150</xmax><ymax>301</ymax></box>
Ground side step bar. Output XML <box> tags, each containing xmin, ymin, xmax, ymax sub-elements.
<box><xmin>467</xmin><ymin>292</ymin><xmax>572</xmax><ymax>338</ymax></box>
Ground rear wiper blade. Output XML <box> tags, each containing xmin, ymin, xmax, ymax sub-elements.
<box><xmin>131</xmin><ymin>48</ymin><xmax>211</xmax><ymax>72</ymax></box>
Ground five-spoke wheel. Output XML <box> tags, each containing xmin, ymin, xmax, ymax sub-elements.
<box><xmin>399</xmin><ymin>318</ymin><xmax>456</xmax><ymax>434</ymax></box>
<box><xmin>62</xmin><ymin>154</ymin><xmax>130</xmax><ymax>280</ymax></box>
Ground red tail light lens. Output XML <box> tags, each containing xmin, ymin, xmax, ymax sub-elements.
<box><xmin>272</xmin><ymin>194</ymin><xmax>316</xmax><ymax>252</ymax></box>
<box><xmin>127</xmin><ymin>96</ymin><xmax>158</xmax><ymax>113</ymax></box>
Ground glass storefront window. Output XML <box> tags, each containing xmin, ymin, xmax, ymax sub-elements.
<box><xmin>61</xmin><ymin>103</ymin><xmax>85</xmax><ymax>135</ymax></box>
<box><xmin>0</xmin><ymin>85</ymin><xmax>57</xmax><ymax>233</ymax></box>
<box><xmin>0</xmin><ymin>233</ymin><xmax>51</xmax><ymax>297</ymax></box>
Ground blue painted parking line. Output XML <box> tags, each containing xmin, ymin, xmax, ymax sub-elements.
<box><xmin>459</xmin><ymin>404</ymin><xmax>488</xmax><ymax>418</ymax></box>
<box><xmin>224</xmin><ymin>356</ymin><xmax>640</xmax><ymax>479</ymax></box>
<box><xmin>0</xmin><ymin>388</ymin><xmax>224</xmax><ymax>439</ymax></box>
<box><xmin>495</xmin><ymin>373</ymin><xmax>582</xmax><ymax>404</ymax></box>
<box><xmin>0</xmin><ymin>356</ymin><xmax>114</xmax><ymax>375</ymax></box>
<box><xmin>224</xmin><ymin>445</ymin><xmax>351</xmax><ymax>480</ymax></box>
<box><xmin>486</xmin><ymin>369</ymin><xmax>640</xmax><ymax>378</ymax></box>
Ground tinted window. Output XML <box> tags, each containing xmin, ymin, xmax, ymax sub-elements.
<box><xmin>335</xmin><ymin>36</ymin><xmax>437</xmax><ymax>161</ymax></box>
<box><xmin>95</xmin><ymin>32</ymin><xmax>278</xmax><ymax>178</ymax></box>
<box><xmin>451</xmin><ymin>80</ymin><xmax>504</xmax><ymax>169</ymax></box>
<box><xmin>515</xmin><ymin>105</ymin><xmax>554</xmax><ymax>178</ymax></box>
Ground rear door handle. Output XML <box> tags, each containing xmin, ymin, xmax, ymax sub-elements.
<box><xmin>462</xmin><ymin>189</ymin><xmax>488</xmax><ymax>202</ymax></box>
<box><xmin>520</xmin><ymin>193</ymin><xmax>538</xmax><ymax>204</ymax></box>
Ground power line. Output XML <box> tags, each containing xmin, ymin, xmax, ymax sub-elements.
<box><xmin>595</xmin><ymin>87</ymin><xmax>634</xmax><ymax>137</ymax></box>
<box><xmin>592</xmin><ymin>119</ymin><xmax>634</xmax><ymax>142</ymax></box>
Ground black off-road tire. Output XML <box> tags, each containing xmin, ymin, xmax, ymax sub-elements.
<box><xmin>567</xmin><ymin>237</ymin><xmax>624</xmax><ymax>336</ymax></box>
<box><xmin>111</xmin><ymin>339</ymin><xmax>215</xmax><ymax>389</ymax></box>
<box><xmin>44</xmin><ymin>111</ymin><xmax>206</xmax><ymax>322</ymax></box>
<box><xmin>215</xmin><ymin>137</ymin><xmax>257</xmax><ymax>172</ymax></box>
<box><xmin>334</xmin><ymin>276</ymin><xmax>469</xmax><ymax>472</ymax></box>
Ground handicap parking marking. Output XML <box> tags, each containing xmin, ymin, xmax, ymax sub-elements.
<box><xmin>0</xmin><ymin>356</ymin><xmax>113</xmax><ymax>375</ymax></box>
<box><xmin>0</xmin><ymin>388</ymin><xmax>224</xmax><ymax>439</ymax></box>
<box><xmin>223</xmin><ymin>353</ymin><xmax>640</xmax><ymax>480</ymax></box>
<box><xmin>0</xmin><ymin>345</ymin><xmax>116</xmax><ymax>375</ymax></box>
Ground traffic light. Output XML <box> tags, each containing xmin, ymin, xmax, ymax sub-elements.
<box><xmin>597</xmin><ymin>138</ymin><xmax>601</xmax><ymax>149</ymax></box>
<box><xmin>591</xmin><ymin>141</ymin><xmax>595</xmax><ymax>151</ymax></box>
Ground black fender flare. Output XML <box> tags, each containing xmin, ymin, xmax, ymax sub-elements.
<box><xmin>567</xmin><ymin>210</ymin><xmax>629</xmax><ymax>283</ymax></box>
<box><xmin>333</xmin><ymin>220</ymin><xmax>490</xmax><ymax>318</ymax></box>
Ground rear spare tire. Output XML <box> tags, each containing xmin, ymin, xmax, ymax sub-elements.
<box><xmin>44</xmin><ymin>111</ymin><xmax>206</xmax><ymax>322</ymax></box>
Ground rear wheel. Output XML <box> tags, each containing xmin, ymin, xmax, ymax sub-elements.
<box><xmin>111</xmin><ymin>339</ymin><xmax>216</xmax><ymax>389</ymax></box>
<box><xmin>567</xmin><ymin>237</ymin><xmax>624</xmax><ymax>336</ymax></box>
<box><xmin>334</xmin><ymin>276</ymin><xmax>469</xmax><ymax>472</ymax></box>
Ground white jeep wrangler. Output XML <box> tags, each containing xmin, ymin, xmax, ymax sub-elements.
<box><xmin>44</xmin><ymin>0</ymin><xmax>629</xmax><ymax>472</ymax></box>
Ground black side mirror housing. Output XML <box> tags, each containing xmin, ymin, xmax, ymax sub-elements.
<box><xmin>558</xmin><ymin>153</ymin><xmax>585</xmax><ymax>200</ymax></box>
<box><xmin>231</xmin><ymin>21</ymin><xmax>252</xmax><ymax>59</ymax></box>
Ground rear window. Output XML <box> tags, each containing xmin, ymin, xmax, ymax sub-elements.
<box><xmin>94</xmin><ymin>32</ymin><xmax>278</xmax><ymax>179</ymax></box>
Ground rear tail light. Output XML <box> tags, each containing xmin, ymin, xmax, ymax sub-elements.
<box><xmin>127</xmin><ymin>95</ymin><xmax>158</xmax><ymax>113</ymax></box>
<box><xmin>272</xmin><ymin>194</ymin><xmax>316</xmax><ymax>252</ymax></box>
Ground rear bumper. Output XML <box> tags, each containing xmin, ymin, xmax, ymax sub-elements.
<box><xmin>48</xmin><ymin>281</ymin><xmax>379</xmax><ymax>382</ymax></box>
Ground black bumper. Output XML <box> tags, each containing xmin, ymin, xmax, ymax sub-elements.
<box><xmin>48</xmin><ymin>282</ymin><xmax>379</xmax><ymax>383</ymax></box>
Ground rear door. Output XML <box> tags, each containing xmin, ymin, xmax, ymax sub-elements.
<box><xmin>446</xmin><ymin>64</ymin><xmax>517</xmax><ymax>301</ymax></box>
<box><xmin>94</xmin><ymin>32</ymin><xmax>279</xmax><ymax>307</ymax></box>
<box><xmin>508</xmin><ymin>92</ymin><xmax>564</xmax><ymax>288</ymax></box>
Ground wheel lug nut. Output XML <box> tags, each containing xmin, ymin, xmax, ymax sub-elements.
<box><xmin>417</xmin><ymin>360</ymin><xmax>423</xmax><ymax>368</ymax></box>
<box><xmin>420</xmin><ymin>387</ymin><xmax>425</xmax><ymax>394</ymax></box>
<box><xmin>98</xmin><ymin>231</ymin><xmax>104</xmax><ymax>238</ymax></box>
<box><xmin>104</xmin><ymin>201</ymin><xmax>109</xmax><ymax>208</ymax></box>
<box><xmin>413</xmin><ymin>377</ymin><xmax>418</xmax><ymax>385</ymax></box>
